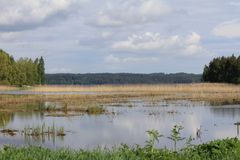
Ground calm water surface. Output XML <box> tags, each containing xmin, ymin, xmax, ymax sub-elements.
<box><xmin>1</xmin><ymin>100</ymin><xmax>240</xmax><ymax>150</ymax></box>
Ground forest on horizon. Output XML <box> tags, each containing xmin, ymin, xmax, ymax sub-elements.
<box><xmin>45</xmin><ymin>73</ymin><xmax>202</xmax><ymax>85</ymax></box>
<box><xmin>1</xmin><ymin>49</ymin><xmax>240</xmax><ymax>85</ymax></box>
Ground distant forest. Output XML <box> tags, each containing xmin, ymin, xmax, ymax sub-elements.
<box><xmin>3</xmin><ymin>49</ymin><xmax>239</xmax><ymax>86</ymax></box>
<box><xmin>46</xmin><ymin>73</ymin><xmax>202</xmax><ymax>85</ymax></box>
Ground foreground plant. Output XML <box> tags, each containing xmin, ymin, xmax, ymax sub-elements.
<box><xmin>145</xmin><ymin>129</ymin><xmax>163</xmax><ymax>153</ymax></box>
<box><xmin>168</xmin><ymin>125</ymin><xmax>185</xmax><ymax>151</ymax></box>
<box><xmin>1</xmin><ymin>138</ymin><xmax>240</xmax><ymax>160</ymax></box>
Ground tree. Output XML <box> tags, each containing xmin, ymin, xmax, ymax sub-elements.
<box><xmin>0</xmin><ymin>50</ymin><xmax>14</xmax><ymax>85</ymax></box>
<box><xmin>38</xmin><ymin>56</ymin><xmax>45</xmax><ymax>85</ymax></box>
<box><xmin>202</xmin><ymin>55</ymin><xmax>240</xmax><ymax>84</ymax></box>
<box><xmin>34</xmin><ymin>58</ymin><xmax>40</xmax><ymax>84</ymax></box>
<box><xmin>0</xmin><ymin>49</ymin><xmax>45</xmax><ymax>86</ymax></box>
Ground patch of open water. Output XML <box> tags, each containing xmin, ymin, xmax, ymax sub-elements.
<box><xmin>1</xmin><ymin>100</ymin><xmax>240</xmax><ymax>150</ymax></box>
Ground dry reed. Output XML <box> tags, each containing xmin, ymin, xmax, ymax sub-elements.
<box><xmin>0</xmin><ymin>85</ymin><xmax>17</xmax><ymax>91</ymax></box>
<box><xmin>30</xmin><ymin>83</ymin><xmax>240</xmax><ymax>93</ymax></box>
<box><xmin>0</xmin><ymin>83</ymin><xmax>239</xmax><ymax>112</ymax></box>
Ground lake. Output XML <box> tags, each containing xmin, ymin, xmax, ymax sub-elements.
<box><xmin>1</xmin><ymin>99</ymin><xmax>240</xmax><ymax>150</ymax></box>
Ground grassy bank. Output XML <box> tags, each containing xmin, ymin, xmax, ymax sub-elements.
<box><xmin>1</xmin><ymin>138</ymin><xmax>240</xmax><ymax>160</ymax></box>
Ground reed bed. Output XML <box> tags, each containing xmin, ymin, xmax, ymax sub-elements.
<box><xmin>0</xmin><ymin>83</ymin><xmax>239</xmax><ymax>112</ymax></box>
<box><xmin>0</xmin><ymin>85</ymin><xmax>17</xmax><ymax>91</ymax></box>
<box><xmin>31</xmin><ymin>83</ymin><xmax>240</xmax><ymax>93</ymax></box>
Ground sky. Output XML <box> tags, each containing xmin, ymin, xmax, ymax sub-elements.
<box><xmin>0</xmin><ymin>0</ymin><xmax>239</xmax><ymax>74</ymax></box>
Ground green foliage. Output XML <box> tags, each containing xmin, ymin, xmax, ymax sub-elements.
<box><xmin>0</xmin><ymin>113</ymin><xmax>13</xmax><ymax>128</ymax></box>
<box><xmin>1</xmin><ymin>138</ymin><xmax>240</xmax><ymax>160</ymax></box>
<box><xmin>38</xmin><ymin>56</ymin><xmax>45</xmax><ymax>85</ymax></box>
<box><xmin>168</xmin><ymin>125</ymin><xmax>185</xmax><ymax>151</ymax></box>
<box><xmin>203</xmin><ymin>55</ymin><xmax>240</xmax><ymax>84</ymax></box>
<box><xmin>0</xmin><ymin>49</ymin><xmax>45</xmax><ymax>86</ymax></box>
<box><xmin>145</xmin><ymin>129</ymin><xmax>163</xmax><ymax>154</ymax></box>
<box><xmin>86</xmin><ymin>104</ymin><xmax>105</xmax><ymax>114</ymax></box>
<box><xmin>185</xmin><ymin>136</ymin><xmax>195</xmax><ymax>148</ymax></box>
<box><xmin>0</xmin><ymin>49</ymin><xmax>14</xmax><ymax>83</ymax></box>
<box><xmin>0</xmin><ymin>128</ymin><xmax>239</xmax><ymax>159</ymax></box>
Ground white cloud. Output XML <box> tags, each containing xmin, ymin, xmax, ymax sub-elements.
<box><xmin>104</xmin><ymin>55</ymin><xmax>121</xmax><ymax>63</ymax></box>
<box><xmin>48</xmin><ymin>67</ymin><xmax>72</xmax><ymax>73</ymax></box>
<box><xmin>138</xmin><ymin>0</ymin><xmax>171</xmax><ymax>18</ymax></box>
<box><xmin>101</xmin><ymin>31</ymin><xmax>112</xmax><ymax>38</ymax></box>
<box><xmin>0</xmin><ymin>0</ymin><xmax>79</xmax><ymax>31</ymax></box>
<box><xmin>186</xmin><ymin>32</ymin><xmax>201</xmax><ymax>44</ymax></box>
<box><xmin>92</xmin><ymin>0</ymin><xmax>171</xmax><ymax>27</ymax></box>
<box><xmin>96</xmin><ymin>13</ymin><xmax>124</xmax><ymax>27</ymax></box>
<box><xmin>229</xmin><ymin>2</ymin><xmax>240</xmax><ymax>7</ymax></box>
<box><xmin>104</xmin><ymin>54</ymin><xmax>159</xmax><ymax>64</ymax></box>
<box><xmin>0</xmin><ymin>32</ymin><xmax>21</xmax><ymax>41</ymax></box>
<box><xmin>213</xmin><ymin>19</ymin><xmax>240</xmax><ymax>38</ymax></box>
<box><xmin>112</xmin><ymin>32</ymin><xmax>205</xmax><ymax>56</ymax></box>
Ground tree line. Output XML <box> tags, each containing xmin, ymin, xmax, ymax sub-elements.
<box><xmin>46</xmin><ymin>73</ymin><xmax>202</xmax><ymax>85</ymax></box>
<box><xmin>1</xmin><ymin>48</ymin><xmax>239</xmax><ymax>86</ymax></box>
<box><xmin>202</xmin><ymin>55</ymin><xmax>240</xmax><ymax>84</ymax></box>
<box><xmin>0</xmin><ymin>49</ymin><xmax>45</xmax><ymax>86</ymax></box>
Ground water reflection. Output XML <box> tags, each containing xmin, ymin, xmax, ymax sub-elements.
<box><xmin>0</xmin><ymin>113</ymin><xmax>13</xmax><ymax>128</ymax></box>
<box><xmin>0</xmin><ymin>101</ymin><xmax>240</xmax><ymax>149</ymax></box>
<box><xmin>210</xmin><ymin>106</ymin><xmax>240</xmax><ymax>118</ymax></box>
<box><xmin>23</xmin><ymin>130</ymin><xmax>65</xmax><ymax>146</ymax></box>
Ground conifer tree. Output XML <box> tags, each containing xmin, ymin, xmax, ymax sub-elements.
<box><xmin>38</xmin><ymin>56</ymin><xmax>45</xmax><ymax>85</ymax></box>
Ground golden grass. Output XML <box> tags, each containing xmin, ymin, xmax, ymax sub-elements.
<box><xmin>0</xmin><ymin>85</ymin><xmax>17</xmax><ymax>91</ymax></box>
<box><xmin>31</xmin><ymin>83</ymin><xmax>240</xmax><ymax>93</ymax></box>
<box><xmin>0</xmin><ymin>83</ymin><xmax>239</xmax><ymax>112</ymax></box>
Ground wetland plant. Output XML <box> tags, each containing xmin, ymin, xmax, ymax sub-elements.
<box><xmin>86</xmin><ymin>104</ymin><xmax>105</xmax><ymax>114</ymax></box>
<box><xmin>1</xmin><ymin>137</ymin><xmax>240</xmax><ymax>159</ymax></box>
<box><xmin>57</xmin><ymin>127</ymin><xmax>65</xmax><ymax>136</ymax></box>
<box><xmin>145</xmin><ymin>129</ymin><xmax>163</xmax><ymax>154</ymax></box>
<box><xmin>168</xmin><ymin>125</ymin><xmax>185</xmax><ymax>151</ymax></box>
<box><xmin>2</xmin><ymin>125</ymin><xmax>240</xmax><ymax>159</ymax></box>
<box><xmin>23</xmin><ymin>123</ymin><xmax>65</xmax><ymax>137</ymax></box>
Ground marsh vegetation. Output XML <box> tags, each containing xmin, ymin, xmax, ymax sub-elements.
<box><xmin>0</xmin><ymin>83</ymin><xmax>239</xmax><ymax>159</ymax></box>
<box><xmin>1</xmin><ymin>135</ymin><xmax>240</xmax><ymax>160</ymax></box>
<box><xmin>0</xmin><ymin>83</ymin><xmax>239</xmax><ymax>110</ymax></box>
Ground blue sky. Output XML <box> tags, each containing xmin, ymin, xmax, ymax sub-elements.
<box><xmin>0</xmin><ymin>0</ymin><xmax>239</xmax><ymax>74</ymax></box>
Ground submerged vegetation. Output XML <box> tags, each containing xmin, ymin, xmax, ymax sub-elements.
<box><xmin>0</xmin><ymin>123</ymin><xmax>66</xmax><ymax>142</ymax></box>
<box><xmin>23</xmin><ymin>123</ymin><xmax>66</xmax><ymax>137</ymax></box>
<box><xmin>0</xmin><ymin>113</ymin><xmax>13</xmax><ymax>128</ymax></box>
<box><xmin>85</xmin><ymin>104</ymin><xmax>105</xmax><ymax>114</ymax></box>
<box><xmin>0</xmin><ymin>83</ymin><xmax>239</xmax><ymax>112</ymax></box>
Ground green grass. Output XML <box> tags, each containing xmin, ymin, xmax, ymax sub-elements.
<box><xmin>86</xmin><ymin>104</ymin><xmax>106</xmax><ymax>114</ymax></box>
<box><xmin>0</xmin><ymin>138</ymin><xmax>240</xmax><ymax>160</ymax></box>
<box><xmin>23</xmin><ymin>123</ymin><xmax>65</xmax><ymax>137</ymax></box>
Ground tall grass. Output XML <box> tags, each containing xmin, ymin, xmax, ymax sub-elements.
<box><xmin>0</xmin><ymin>83</ymin><xmax>239</xmax><ymax>111</ymax></box>
<box><xmin>0</xmin><ymin>85</ymin><xmax>16</xmax><ymax>91</ymax></box>
<box><xmin>31</xmin><ymin>83</ymin><xmax>240</xmax><ymax>93</ymax></box>
<box><xmin>0</xmin><ymin>138</ymin><xmax>240</xmax><ymax>160</ymax></box>
<box><xmin>23</xmin><ymin>123</ymin><xmax>65</xmax><ymax>137</ymax></box>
